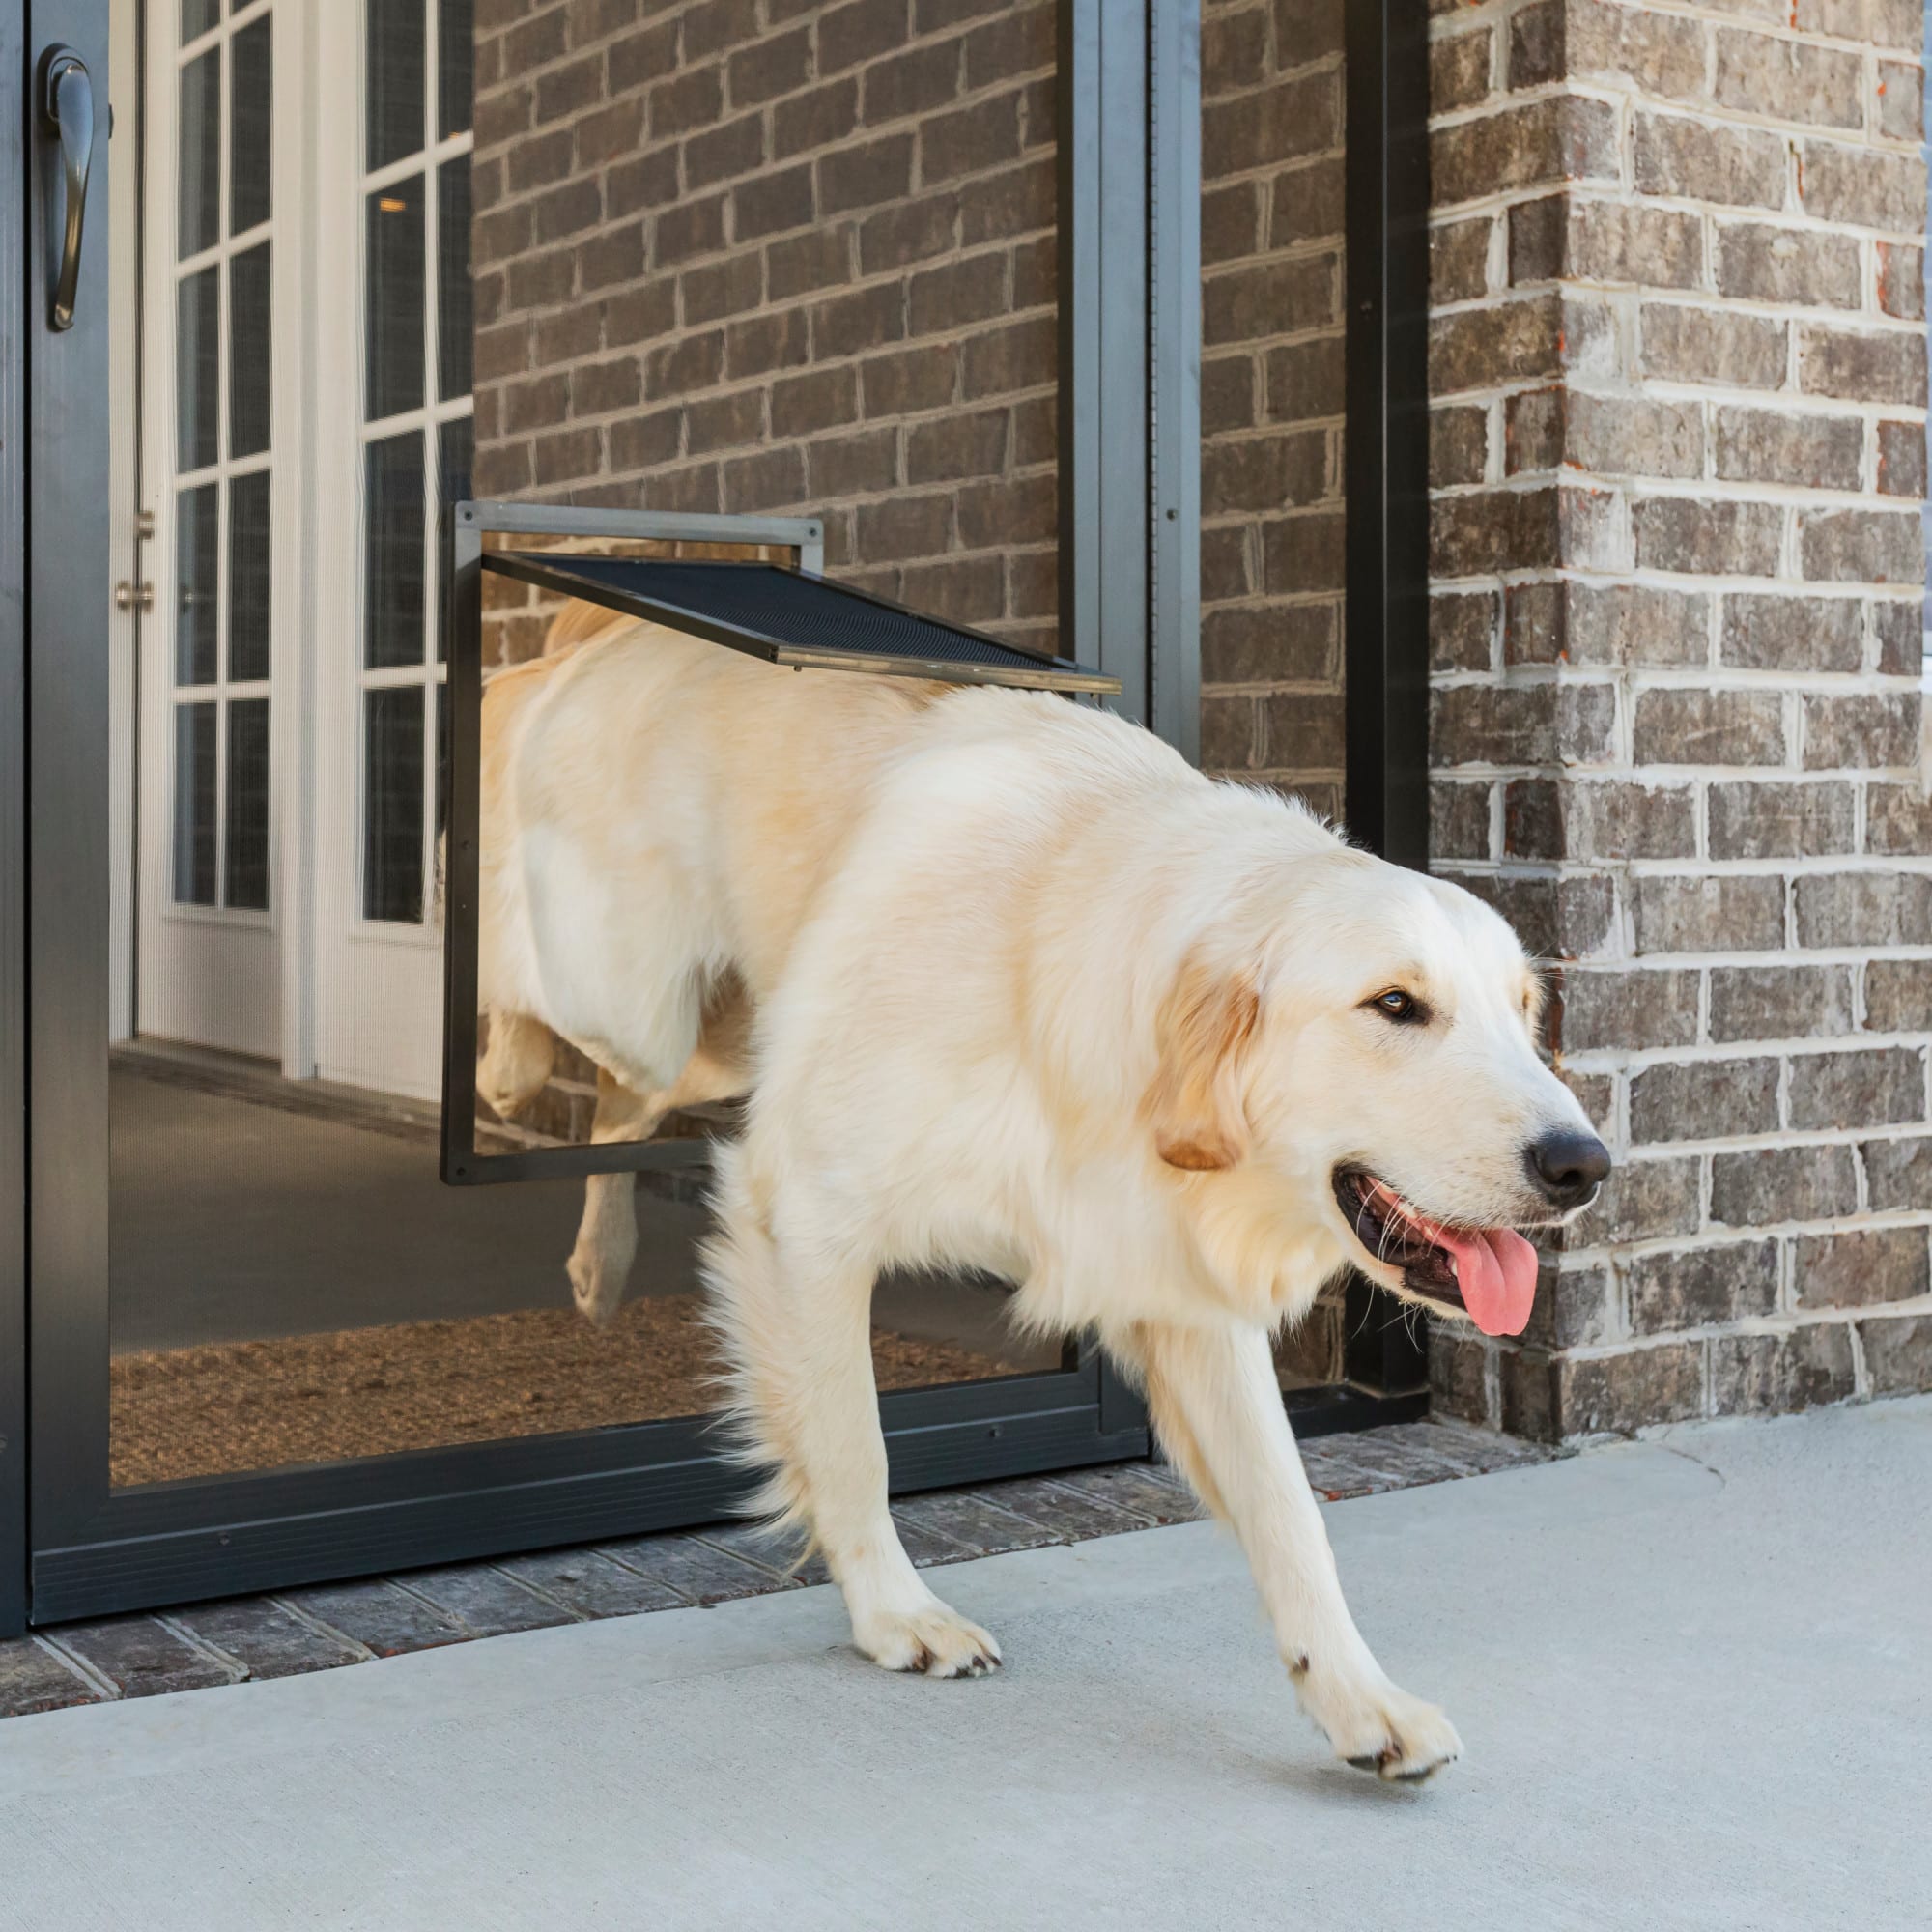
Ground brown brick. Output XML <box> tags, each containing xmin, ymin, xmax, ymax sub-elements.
<box><xmin>1205</xmin><ymin>430</ymin><xmax>1329</xmax><ymax>512</ymax></box>
<box><xmin>606</xmin><ymin>16</ymin><xmax>679</xmax><ymax>96</ymax></box>
<box><xmin>1799</xmin><ymin>138</ymin><xmax>1926</xmax><ymax>234</ymax></box>
<box><xmin>1796</xmin><ymin>1225</ymin><xmax>1929</xmax><ymax>1310</ymax></box>
<box><xmin>1790</xmin><ymin>1046</ymin><xmax>1925</xmax><ymax>1130</ymax></box>
<box><xmin>1874</xmin><ymin>599</ymin><xmax>1925</xmax><ymax>675</ymax></box>
<box><xmin>1431</xmin><ymin>590</ymin><xmax>1497</xmax><ymax>673</ymax></box>
<box><xmin>608</xmin><ymin>406</ymin><xmax>681</xmax><ymax>471</ymax></box>
<box><xmin>1584</xmin><ymin>1155</ymin><xmax>1702</xmax><ymax>1246</ymax></box>
<box><xmin>1710</xmin><ymin>964</ymin><xmax>1857</xmax><ymax>1045</ymax></box>
<box><xmin>650</xmin><ymin>64</ymin><xmax>724</xmax><ymax>140</ymax></box>
<box><xmin>1710</xmin><ymin>781</ymin><xmax>1856</xmax><ymax>860</ymax></box>
<box><xmin>1877</xmin><ymin>419</ymin><xmax>1927</xmax><ymax>500</ymax></box>
<box><xmin>684</xmin><ymin>388</ymin><xmax>764</xmax><ymax>455</ymax></box>
<box><xmin>681</xmin><ymin>251</ymin><xmax>764</xmax><ymax>326</ymax></box>
<box><xmin>855</xmin><ymin>491</ymin><xmax>953</xmax><ymax>562</ymax></box>
<box><xmin>1431</xmin><ymin>294</ymin><xmax>1561</xmax><ymax>395</ymax></box>
<box><xmin>1795</xmin><ymin>871</ymin><xmax>1932</xmax><ymax>948</ymax></box>
<box><xmin>686</xmin><ymin>111</ymin><xmax>766</xmax><ymax>190</ymax></box>
<box><xmin>1631</xmin><ymin>1056</ymin><xmax>1781</xmax><ymax>1146</ymax></box>
<box><xmin>571</xmin><ymin>355</ymin><xmax>642</xmax><ymax>416</ymax></box>
<box><xmin>1432</xmin><ymin>781</ymin><xmax>1492</xmax><ymax>862</ymax></box>
<box><xmin>1258</xmin><ymin>691</ymin><xmax>1349</xmax><ymax>772</ymax></box>
<box><xmin>1799</xmin><ymin>325</ymin><xmax>1927</xmax><ymax>407</ymax></box>
<box><xmin>906</xmin><ymin>406</ymin><xmax>1008</xmax><ymax>483</ymax></box>
<box><xmin>1633</xmin><ymin>876</ymin><xmax>1787</xmax><ymax>955</ymax></box>
<box><xmin>1263</xmin><ymin>511</ymin><xmax>1345</xmax><ymax>597</ymax></box>
<box><xmin>1712</xmin><ymin>1144</ymin><xmax>1859</xmax><ymax>1227</ymax></box>
<box><xmin>1432</xmin><ymin>28</ymin><xmax>1492</xmax><ymax>112</ymax></box>
<box><xmin>1204</xmin><ymin>356</ymin><xmax>1257</xmax><ymax>437</ymax></box>
<box><xmin>1714</xmin><ymin>221</ymin><xmax>1861</xmax><ymax>309</ymax></box>
<box><xmin>684</xmin><ymin>0</ymin><xmax>759</xmax><ymax>61</ymax></box>
<box><xmin>1632</xmin><ymin>497</ymin><xmax>1783</xmax><ymax>578</ymax></box>
<box><xmin>901</xmin><ymin>553</ymin><xmax>1006</xmax><ymax>625</ymax></box>
<box><xmin>1432</xmin><ymin>216</ymin><xmax>1492</xmax><ymax>305</ymax></box>
<box><xmin>816</xmin><ymin>134</ymin><xmax>915</xmax><ymax>217</ymax></box>
<box><xmin>1430</xmin><ymin>681</ymin><xmax>1616</xmax><ymax>769</ymax></box>
<box><xmin>811</xmin><ymin>282</ymin><xmax>905</xmax><ymax>360</ymax></box>
<box><xmin>1639</xmin><ymin>305</ymin><xmax>1787</xmax><ymax>389</ymax></box>
<box><xmin>765</xmin><ymin>228</ymin><xmax>850</xmax><ymax>301</ymax></box>
<box><xmin>1433</xmin><ymin>407</ymin><xmax>1489</xmax><ymax>487</ymax></box>
<box><xmin>1710</xmin><ymin>1324</ymin><xmax>1855</xmax><ymax>1417</ymax></box>
<box><xmin>819</xmin><ymin>0</ymin><xmax>911</xmax><ymax>76</ymax></box>
<box><xmin>1799</xmin><ymin>508</ymin><xmax>1924</xmax><ymax>585</ymax></box>
<box><xmin>906</xmin><ymin>252</ymin><xmax>1009</xmax><ymax>334</ymax></box>
<box><xmin>1634</xmin><ymin>111</ymin><xmax>1787</xmax><ymax>212</ymax></box>
<box><xmin>771</xmin><ymin>365</ymin><xmax>858</xmax><ymax>437</ymax></box>
<box><xmin>1431</xmin><ymin>488</ymin><xmax>1561</xmax><ymax>580</ymax></box>
<box><xmin>1507</xmin><ymin>582</ymin><xmax>1708</xmax><ymax>669</ymax></box>
<box><xmin>1864</xmin><ymin>1133</ymin><xmax>1932</xmax><ymax>1211</ymax></box>
<box><xmin>1804</xmin><ymin>692</ymin><xmax>1920</xmax><ymax>770</ymax></box>
<box><xmin>1204</xmin><ymin>66</ymin><xmax>1338</xmax><ymax>176</ymax></box>
<box><xmin>726</xmin><ymin>25</ymin><xmax>810</xmax><ymax>108</ymax></box>
<box><xmin>921</xmin><ymin>92</ymin><xmax>1023</xmax><ymax>185</ymax></box>
<box><xmin>1866</xmin><ymin>959</ymin><xmax>1932</xmax><ymax>1033</ymax></box>
<box><xmin>1562</xmin><ymin>781</ymin><xmax>1699</xmax><ymax>861</ymax></box>
<box><xmin>1879</xmin><ymin>241</ymin><xmax>1925</xmax><ymax>321</ymax></box>
<box><xmin>956</xmin><ymin>156</ymin><xmax>1054</xmax><ymax>246</ymax></box>
<box><xmin>1713</xmin><ymin>28</ymin><xmax>1862</xmax><ymax>130</ymax></box>
<box><xmin>1861</xmin><ymin>1312</ymin><xmax>1932</xmax><ymax>1396</ymax></box>
<box><xmin>1716</xmin><ymin>408</ymin><xmax>1862</xmax><ymax>492</ymax></box>
<box><xmin>1555</xmin><ymin>1343</ymin><xmax>1705</xmax><ymax>1435</ymax></box>
<box><xmin>724</xmin><ymin>307</ymin><xmax>809</xmax><ymax>379</ymax></box>
<box><xmin>1633</xmin><ymin>688</ymin><xmax>1785</xmax><ymax>768</ymax></box>
<box><xmin>1628</xmin><ymin>1241</ymin><xmax>1779</xmax><ymax>1333</ymax></box>
<box><xmin>1267</xmin><ymin>156</ymin><xmax>1345</xmax><ymax>250</ymax></box>
<box><xmin>1431</xmin><ymin>97</ymin><xmax>1620</xmax><ymax>209</ymax></box>
<box><xmin>652</xmin><ymin>193</ymin><xmax>726</xmax><ymax>268</ymax></box>
<box><xmin>861</xmin><ymin>342</ymin><xmax>957</xmax><ymax>415</ymax></box>
<box><xmin>1866</xmin><ymin>781</ymin><xmax>1932</xmax><ymax>854</ymax></box>
<box><xmin>1561</xmin><ymin>968</ymin><xmax>1700</xmax><ymax>1052</ymax></box>
<box><xmin>1208</xmin><ymin>256</ymin><xmax>1340</xmax><ymax>349</ymax></box>
<box><xmin>960</xmin><ymin>315</ymin><xmax>1055</xmax><ymax>399</ymax></box>
<box><xmin>1514</xmin><ymin>197</ymin><xmax>1705</xmax><ymax>291</ymax></box>
<box><xmin>1520</xmin><ymin>1264</ymin><xmax>1616</xmax><ymax>1353</ymax></box>
<box><xmin>608</xmin><ymin>147</ymin><xmax>681</xmax><ymax>218</ymax></box>
<box><xmin>1719</xmin><ymin>593</ymin><xmax>1862</xmax><ymax>673</ymax></box>
<box><xmin>1569</xmin><ymin>0</ymin><xmax>1708</xmax><ymax>99</ymax></box>
<box><xmin>1202</xmin><ymin>605</ymin><xmax>1336</xmax><ymax>686</ymax></box>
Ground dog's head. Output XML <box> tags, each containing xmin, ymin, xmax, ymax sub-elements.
<box><xmin>1143</xmin><ymin>847</ymin><xmax>1607</xmax><ymax>1336</ymax></box>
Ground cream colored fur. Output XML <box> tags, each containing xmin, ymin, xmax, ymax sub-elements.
<box><xmin>476</xmin><ymin>610</ymin><xmax>1599</xmax><ymax>1781</ymax></box>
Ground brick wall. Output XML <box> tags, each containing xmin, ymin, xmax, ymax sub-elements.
<box><xmin>1425</xmin><ymin>0</ymin><xmax>1932</xmax><ymax>1435</ymax></box>
<box><xmin>1198</xmin><ymin>0</ymin><xmax>1350</xmax><ymax>819</ymax></box>
<box><xmin>470</xmin><ymin>0</ymin><xmax>1062</xmax><ymax>666</ymax></box>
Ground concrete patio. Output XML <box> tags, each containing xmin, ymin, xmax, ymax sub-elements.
<box><xmin>1</xmin><ymin>1395</ymin><xmax>1921</xmax><ymax>1931</ymax></box>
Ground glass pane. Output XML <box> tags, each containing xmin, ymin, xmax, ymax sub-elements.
<box><xmin>366</xmin><ymin>175</ymin><xmax>425</xmax><ymax>421</ymax></box>
<box><xmin>364</xmin><ymin>684</ymin><xmax>423</xmax><ymax>923</ymax></box>
<box><xmin>178</xmin><ymin>46</ymin><xmax>221</xmax><ymax>260</ymax></box>
<box><xmin>229</xmin><ymin>241</ymin><xmax>271</xmax><ymax>459</ymax></box>
<box><xmin>176</xmin><ymin>264</ymin><xmax>220</xmax><ymax>470</ymax></box>
<box><xmin>437</xmin><ymin>156</ymin><xmax>471</xmax><ymax>401</ymax></box>
<box><xmin>174</xmin><ymin>482</ymin><xmax>219</xmax><ymax>685</ymax></box>
<box><xmin>224</xmin><ymin>698</ymin><xmax>271</xmax><ymax>911</ymax></box>
<box><xmin>367</xmin><ymin>0</ymin><xmax>426</xmax><ymax>172</ymax></box>
<box><xmin>365</xmin><ymin>430</ymin><xmax>426</xmax><ymax>668</ymax></box>
<box><xmin>438</xmin><ymin>0</ymin><xmax>473</xmax><ymax>139</ymax></box>
<box><xmin>172</xmin><ymin>701</ymin><xmax>218</xmax><ymax>906</ymax></box>
<box><xmin>229</xmin><ymin>14</ymin><xmax>272</xmax><ymax>236</ymax></box>
<box><xmin>228</xmin><ymin>470</ymin><xmax>270</xmax><ymax>682</ymax></box>
<box><xmin>436</xmin><ymin>414</ymin><xmax>471</xmax><ymax>662</ymax></box>
<box><xmin>1204</xmin><ymin>0</ymin><xmax>1350</xmax><ymax>1391</ymax></box>
<box><xmin>183</xmin><ymin>0</ymin><xmax>220</xmax><ymax>37</ymax></box>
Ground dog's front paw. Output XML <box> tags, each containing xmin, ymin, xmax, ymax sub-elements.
<box><xmin>852</xmin><ymin>1595</ymin><xmax>1003</xmax><ymax>1679</ymax></box>
<box><xmin>1297</xmin><ymin>1666</ymin><xmax>1462</xmax><ymax>1783</ymax></box>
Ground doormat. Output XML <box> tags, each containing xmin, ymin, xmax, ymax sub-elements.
<box><xmin>109</xmin><ymin>1294</ymin><xmax>1027</xmax><ymax>1489</ymax></box>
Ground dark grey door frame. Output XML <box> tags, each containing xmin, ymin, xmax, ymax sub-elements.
<box><xmin>1</xmin><ymin>1</ymin><xmax>34</xmax><ymax>1639</ymax></box>
<box><xmin>4</xmin><ymin>0</ymin><xmax>1434</xmax><ymax>1635</ymax></box>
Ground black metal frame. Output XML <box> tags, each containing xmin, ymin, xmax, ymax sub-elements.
<box><xmin>3</xmin><ymin>0</ymin><xmax>1435</xmax><ymax>1634</ymax></box>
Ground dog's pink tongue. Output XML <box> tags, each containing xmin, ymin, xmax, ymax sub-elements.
<box><xmin>1436</xmin><ymin>1226</ymin><xmax>1539</xmax><ymax>1337</ymax></box>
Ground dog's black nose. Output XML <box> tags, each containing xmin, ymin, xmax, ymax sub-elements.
<box><xmin>1526</xmin><ymin>1130</ymin><xmax>1611</xmax><ymax>1208</ymax></box>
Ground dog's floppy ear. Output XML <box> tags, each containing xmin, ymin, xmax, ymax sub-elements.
<box><xmin>1145</xmin><ymin>957</ymin><xmax>1262</xmax><ymax>1172</ymax></box>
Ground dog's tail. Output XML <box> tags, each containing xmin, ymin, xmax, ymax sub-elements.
<box><xmin>697</xmin><ymin>1140</ymin><xmax>818</xmax><ymax>1555</ymax></box>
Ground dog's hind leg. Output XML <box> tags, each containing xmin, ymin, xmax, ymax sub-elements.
<box><xmin>1114</xmin><ymin>1319</ymin><xmax>1462</xmax><ymax>1783</ymax></box>
<box><xmin>703</xmin><ymin>1145</ymin><xmax>1000</xmax><ymax>1679</ymax></box>
<box><xmin>568</xmin><ymin>986</ymin><xmax>755</xmax><ymax>1324</ymax></box>
<box><xmin>476</xmin><ymin>1009</ymin><xmax>555</xmax><ymax>1122</ymax></box>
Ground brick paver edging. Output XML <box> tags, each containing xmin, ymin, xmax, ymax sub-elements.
<box><xmin>0</xmin><ymin>1422</ymin><xmax>1556</xmax><ymax>1719</ymax></box>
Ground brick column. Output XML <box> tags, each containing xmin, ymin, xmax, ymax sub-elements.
<box><xmin>1427</xmin><ymin>0</ymin><xmax>1932</xmax><ymax>1435</ymax></box>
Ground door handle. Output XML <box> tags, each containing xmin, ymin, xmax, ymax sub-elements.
<box><xmin>40</xmin><ymin>46</ymin><xmax>96</xmax><ymax>332</ymax></box>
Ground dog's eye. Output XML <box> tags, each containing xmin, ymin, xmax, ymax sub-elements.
<box><xmin>1367</xmin><ymin>988</ymin><xmax>1426</xmax><ymax>1024</ymax></box>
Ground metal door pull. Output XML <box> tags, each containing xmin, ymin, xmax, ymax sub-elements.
<box><xmin>41</xmin><ymin>46</ymin><xmax>96</xmax><ymax>332</ymax></box>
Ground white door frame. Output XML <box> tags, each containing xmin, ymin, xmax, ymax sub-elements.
<box><xmin>131</xmin><ymin>0</ymin><xmax>312</xmax><ymax>1065</ymax></box>
<box><xmin>311</xmin><ymin>0</ymin><xmax>472</xmax><ymax>1102</ymax></box>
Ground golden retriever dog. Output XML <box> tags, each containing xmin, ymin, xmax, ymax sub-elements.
<box><xmin>476</xmin><ymin>611</ymin><xmax>1609</xmax><ymax>1783</ymax></box>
